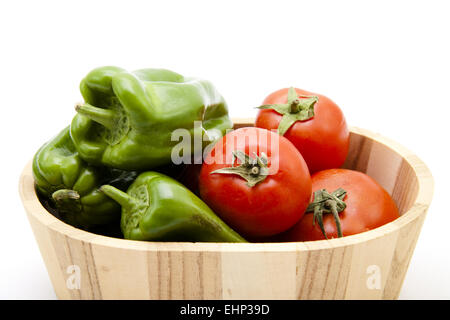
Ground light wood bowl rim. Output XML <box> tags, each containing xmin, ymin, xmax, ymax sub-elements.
<box><xmin>19</xmin><ymin>119</ymin><xmax>434</xmax><ymax>253</ymax></box>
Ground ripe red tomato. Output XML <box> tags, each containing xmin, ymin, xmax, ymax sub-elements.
<box><xmin>199</xmin><ymin>127</ymin><xmax>312</xmax><ymax>238</ymax></box>
<box><xmin>255</xmin><ymin>87</ymin><xmax>350</xmax><ymax>174</ymax></box>
<box><xmin>280</xmin><ymin>168</ymin><xmax>400</xmax><ymax>241</ymax></box>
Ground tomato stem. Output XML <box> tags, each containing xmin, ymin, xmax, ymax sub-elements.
<box><xmin>289</xmin><ymin>99</ymin><xmax>300</xmax><ymax>113</ymax></box>
<box><xmin>306</xmin><ymin>188</ymin><xmax>347</xmax><ymax>239</ymax></box>
<box><xmin>210</xmin><ymin>150</ymin><xmax>269</xmax><ymax>187</ymax></box>
<box><xmin>256</xmin><ymin>87</ymin><xmax>318</xmax><ymax>136</ymax></box>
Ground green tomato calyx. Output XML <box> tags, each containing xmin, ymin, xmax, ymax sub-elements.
<box><xmin>306</xmin><ymin>188</ymin><xmax>347</xmax><ymax>239</ymax></box>
<box><xmin>257</xmin><ymin>87</ymin><xmax>318</xmax><ymax>135</ymax></box>
<box><xmin>210</xmin><ymin>150</ymin><xmax>269</xmax><ymax>187</ymax></box>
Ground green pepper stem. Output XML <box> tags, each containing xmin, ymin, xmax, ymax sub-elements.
<box><xmin>75</xmin><ymin>103</ymin><xmax>118</xmax><ymax>130</ymax></box>
<box><xmin>100</xmin><ymin>185</ymin><xmax>134</xmax><ymax>209</ymax></box>
<box><xmin>52</xmin><ymin>189</ymin><xmax>80</xmax><ymax>202</ymax></box>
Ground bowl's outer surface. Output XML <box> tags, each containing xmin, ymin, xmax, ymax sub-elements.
<box><xmin>19</xmin><ymin>119</ymin><xmax>434</xmax><ymax>300</ymax></box>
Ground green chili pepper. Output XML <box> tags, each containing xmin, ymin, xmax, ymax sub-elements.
<box><xmin>100</xmin><ymin>172</ymin><xmax>246</xmax><ymax>242</ymax></box>
<box><xmin>32</xmin><ymin>126</ymin><xmax>138</xmax><ymax>229</ymax></box>
<box><xmin>71</xmin><ymin>66</ymin><xmax>232</xmax><ymax>170</ymax></box>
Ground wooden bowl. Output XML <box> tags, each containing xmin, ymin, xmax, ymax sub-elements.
<box><xmin>19</xmin><ymin>119</ymin><xmax>433</xmax><ymax>300</ymax></box>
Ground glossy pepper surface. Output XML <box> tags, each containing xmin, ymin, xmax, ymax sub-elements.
<box><xmin>71</xmin><ymin>66</ymin><xmax>233</xmax><ymax>170</ymax></box>
<box><xmin>32</xmin><ymin>126</ymin><xmax>138</xmax><ymax>229</ymax></box>
<box><xmin>100</xmin><ymin>172</ymin><xmax>246</xmax><ymax>242</ymax></box>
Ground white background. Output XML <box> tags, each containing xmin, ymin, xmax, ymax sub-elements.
<box><xmin>1</xmin><ymin>0</ymin><xmax>449</xmax><ymax>299</ymax></box>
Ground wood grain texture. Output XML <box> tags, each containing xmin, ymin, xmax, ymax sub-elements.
<box><xmin>19</xmin><ymin>120</ymin><xmax>434</xmax><ymax>300</ymax></box>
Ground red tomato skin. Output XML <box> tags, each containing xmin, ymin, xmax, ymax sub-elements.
<box><xmin>199</xmin><ymin>127</ymin><xmax>312</xmax><ymax>238</ymax></box>
<box><xmin>280</xmin><ymin>169</ymin><xmax>400</xmax><ymax>241</ymax></box>
<box><xmin>255</xmin><ymin>88</ymin><xmax>350</xmax><ymax>174</ymax></box>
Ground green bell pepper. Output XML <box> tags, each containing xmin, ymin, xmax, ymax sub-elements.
<box><xmin>71</xmin><ymin>66</ymin><xmax>233</xmax><ymax>171</ymax></box>
<box><xmin>32</xmin><ymin>126</ymin><xmax>138</xmax><ymax>229</ymax></box>
<box><xmin>100</xmin><ymin>172</ymin><xmax>246</xmax><ymax>242</ymax></box>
